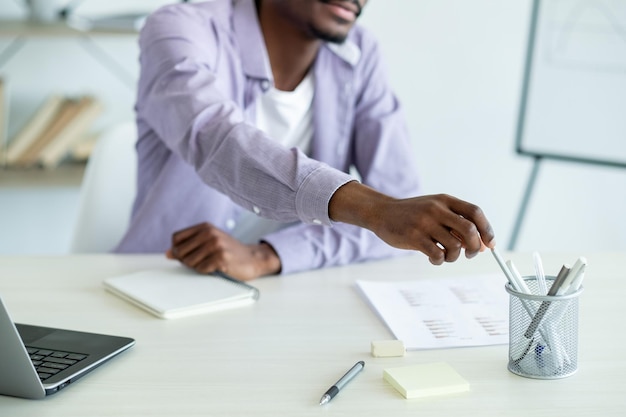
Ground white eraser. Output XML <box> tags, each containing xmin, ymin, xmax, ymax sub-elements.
<box><xmin>371</xmin><ymin>340</ymin><xmax>405</xmax><ymax>357</ymax></box>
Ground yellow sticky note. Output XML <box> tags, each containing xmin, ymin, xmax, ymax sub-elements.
<box><xmin>383</xmin><ymin>362</ymin><xmax>470</xmax><ymax>399</ymax></box>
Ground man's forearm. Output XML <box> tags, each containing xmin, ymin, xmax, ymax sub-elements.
<box><xmin>328</xmin><ymin>181</ymin><xmax>391</xmax><ymax>231</ymax></box>
<box><xmin>327</xmin><ymin>182</ymin><xmax>496</xmax><ymax>265</ymax></box>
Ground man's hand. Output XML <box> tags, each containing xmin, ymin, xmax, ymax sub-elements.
<box><xmin>329</xmin><ymin>182</ymin><xmax>496</xmax><ymax>265</ymax></box>
<box><xmin>165</xmin><ymin>222</ymin><xmax>281</xmax><ymax>281</ymax></box>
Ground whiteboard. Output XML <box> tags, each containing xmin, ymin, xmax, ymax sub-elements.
<box><xmin>517</xmin><ymin>0</ymin><xmax>626</xmax><ymax>166</ymax></box>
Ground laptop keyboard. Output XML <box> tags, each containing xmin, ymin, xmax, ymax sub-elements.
<box><xmin>25</xmin><ymin>347</ymin><xmax>89</xmax><ymax>381</ymax></box>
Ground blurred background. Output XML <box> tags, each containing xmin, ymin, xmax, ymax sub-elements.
<box><xmin>1</xmin><ymin>0</ymin><xmax>625</xmax><ymax>255</ymax></box>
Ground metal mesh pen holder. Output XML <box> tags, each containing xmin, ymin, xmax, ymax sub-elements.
<box><xmin>506</xmin><ymin>276</ymin><xmax>582</xmax><ymax>379</ymax></box>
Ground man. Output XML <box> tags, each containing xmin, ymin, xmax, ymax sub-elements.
<box><xmin>115</xmin><ymin>0</ymin><xmax>495</xmax><ymax>280</ymax></box>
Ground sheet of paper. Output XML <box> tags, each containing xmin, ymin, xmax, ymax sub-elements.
<box><xmin>356</xmin><ymin>274</ymin><xmax>508</xmax><ymax>349</ymax></box>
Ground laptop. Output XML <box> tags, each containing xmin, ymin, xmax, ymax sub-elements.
<box><xmin>0</xmin><ymin>296</ymin><xmax>135</xmax><ymax>399</ymax></box>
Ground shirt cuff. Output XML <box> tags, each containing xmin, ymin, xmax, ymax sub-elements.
<box><xmin>294</xmin><ymin>166</ymin><xmax>355</xmax><ymax>226</ymax></box>
<box><xmin>296</xmin><ymin>165</ymin><xmax>356</xmax><ymax>226</ymax></box>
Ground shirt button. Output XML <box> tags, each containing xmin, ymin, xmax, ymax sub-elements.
<box><xmin>253</xmin><ymin>206</ymin><xmax>261</xmax><ymax>215</ymax></box>
<box><xmin>226</xmin><ymin>219</ymin><xmax>236</xmax><ymax>230</ymax></box>
<box><xmin>312</xmin><ymin>219</ymin><xmax>322</xmax><ymax>225</ymax></box>
<box><xmin>261</xmin><ymin>80</ymin><xmax>270</xmax><ymax>91</ymax></box>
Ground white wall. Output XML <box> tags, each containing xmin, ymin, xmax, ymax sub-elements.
<box><xmin>1</xmin><ymin>0</ymin><xmax>625</xmax><ymax>255</ymax></box>
<box><xmin>363</xmin><ymin>0</ymin><xmax>626</xmax><ymax>253</ymax></box>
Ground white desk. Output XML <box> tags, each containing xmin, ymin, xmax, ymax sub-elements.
<box><xmin>0</xmin><ymin>252</ymin><xmax>624</xmax><ymax>415</ymax></box>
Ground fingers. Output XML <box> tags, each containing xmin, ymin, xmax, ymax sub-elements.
<box><xmin>431</xmin><ymin>195</ymin><xmax>494</xmax><ymax>260</ymax></box>
<box><xmin>428</xmin><ymin>229</ymin><xmax>463</xmax><ymax>265</ymax></box>
<box><xmin>168</xmin><ymin>223</ymin><xmax>225</xmax><ymax>274</ymax></box>
<box><xmin>447</xmin><ymin>196</ymin><xmax>496</xmax><ymax>249</ymax></box>
<box><xmin>186</xmin><ymin>249</ymin><xmax>225</xmax><ymax>275</ymax></box>
<box><xmin>382</xmin><ymin>194</ymin><xmax>496</xmax><ymax>265</ymax></box>
<box><xmin>181</xmin><ymin>243</ymin><xmax>224</xmax><ymax>274</ymax></box>
<box><xmin>170</xmin><ymin>222</ymin><xmax>212</xmax><ymax>248</ymax></box>
<box><xmin>166</xmin><ymin>223</ymin><xmax>273</xmax><ymax>280</ymax></box>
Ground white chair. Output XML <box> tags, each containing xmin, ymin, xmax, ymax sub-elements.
<box><xmin>70</xmin><ymin>122</ymin><xmax>137</xmax><ymax>253</ymax></box>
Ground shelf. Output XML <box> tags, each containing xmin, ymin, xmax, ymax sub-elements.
<box><xmin>0</xmin><ymin>163</ymin><xmax>86</xmax><ymax>188</ymax></box>
<box><xmin>0</xmin><ymin>20</ymin><xmax>139</xmax><ymax>37</ymax></box>
<box><xmin>0</xmin><ymin>18</ymin><xmax>136</xmax><ymax>189</ymax></box>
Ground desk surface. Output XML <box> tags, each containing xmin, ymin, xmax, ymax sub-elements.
<box><xmin>0</xmin><ymin>252</ymin><xmax>624</xmax><ymax>415</ymax></box>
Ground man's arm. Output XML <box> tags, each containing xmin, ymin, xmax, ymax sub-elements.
<box><xmin>142</xmin><ymin>7</ymin><xmax>494</xmax><ymax>275</ymax></box>
<box><xmin>167</xmin><ymin>185</ymin><xmax>495</xmax><ymax>280</ymax></box>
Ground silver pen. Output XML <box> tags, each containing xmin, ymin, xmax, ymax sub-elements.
<box><xmin>319</xmin><ymin>361</ymin><xmax>364</xmax><ymax>405</ymax></box>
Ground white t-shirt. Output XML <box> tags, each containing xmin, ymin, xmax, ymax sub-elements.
<box><xmin>231</xmin><ymin>72</ymin><xmax>315</xmax><ymax>244</ymax></box>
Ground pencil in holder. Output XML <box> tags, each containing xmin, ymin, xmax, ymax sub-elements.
<box><xmin>506</xmin><ymin>276</ymin><xmax>582</xmax><ymax>379</ymax></box>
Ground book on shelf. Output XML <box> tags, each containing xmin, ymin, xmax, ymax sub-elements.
<box><xmin>6</xmin><ymin>95</ymin><xmax>102</xmax><ymax>169</ymax></box>
<box><xmin>4</xmin><ymin>95</ymin><xmax>65</xmax><ymax>166</ymax></box>
<box><xmin>38</xmin><ymin>96</ymin><xmax>102</xmax><ymax>169</ymax></box>
<box><xmin>14</xmin><ymin>98</ymin><xmax>83</xmax><ymax>167</ymax></box>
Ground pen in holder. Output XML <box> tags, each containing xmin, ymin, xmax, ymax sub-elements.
<box><xmin>506</xmin><ymin>276</ymin><xmax>582</xmax><ymax>379</ymax></box>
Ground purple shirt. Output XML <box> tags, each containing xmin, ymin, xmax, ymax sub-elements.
<box><xmin>115</xmin><ymin>0</ymin><xmax>422</xmax><ymax>274</ymax></box>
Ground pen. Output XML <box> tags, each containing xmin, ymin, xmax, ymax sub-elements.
<box><xmin>533</xmin><ymin>251</ymin><xmax>548</xmax><ymax>295</ymax></box>
<box><xmin>557</xmin><ymin>257</ymin><xmax>587</xmax><ymax>296</ymax></box>
<box><xmin>523</xmin><ymin>264</ymin><xmax>571</xmax><ymax>339</ymax></box>
<box><xmin>505</xmin><ymin>259</ymin><xmax>532</xmax><ymax>295</ymax></box>
<box><xmin>546</xmin><ymin>259</ymin><xmax>586</xmax><ymax>369</ymax></box>
<box><xmin>565</xmin><ymin>261</ymin><xmax>586</xmax><ymax>295</ymax></box>
<box><xmin>548</xmin><ymin>264</ymin><xmax>572</xmax><ymax>296</ymax></box>
<box><xmin>506</xmin><ymin>258</ymin><xmax>555</xmax><ymax>363</ymax></box>
<box><xmin>213</xmin><ymin>270</ymin><xmax>261</xmax><ymax>300</ymax></box>
<box><xmin>542</xmin><ymin>260</ymin><xmax>586</xmax><ymax>369</ymax></box>
<box><xmin>490</xmin><ymin>248</ymin><xmax>516</xmax><ymax>286</ymax></box>
<box><xmin>319</xmin><ymin>361</ymin><xmax>364</xmax><ymax>405</ymax></box>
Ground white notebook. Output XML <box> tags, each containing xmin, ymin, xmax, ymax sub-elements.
<box><xmin>103</xmin><ymin>266</ymin><xmax>259</xmax><ymax>319</ymax></box>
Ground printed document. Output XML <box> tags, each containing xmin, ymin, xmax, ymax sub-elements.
<box><xmin>356</xmin><ymin>274</ymin><xmax>508</xmax><ymax>349</ymax></box>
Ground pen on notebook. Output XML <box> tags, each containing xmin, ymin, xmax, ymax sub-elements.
<box><xmin>319</xmin><ymin>361</ymin><xmax>364</xmax><ymax>405</ymax></box>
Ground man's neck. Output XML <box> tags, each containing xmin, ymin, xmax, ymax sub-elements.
<box><xmin>257</xmin><ymin>3</ymin><xmax>320</xmax><ymax>92</ymax></box>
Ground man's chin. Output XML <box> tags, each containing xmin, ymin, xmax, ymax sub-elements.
<box><xmin>310</xmin><ymin>26</ymin><xmax>349</xmax><ymax>44</ymax></box>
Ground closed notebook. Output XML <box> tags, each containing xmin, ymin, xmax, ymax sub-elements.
<box><xmin>383</xmin><ymin>362</ymin><xmax>470</xmax><ymax>399</ymax></box>
<box><xmin>103</xmin><ymin>266</ymin><xmax>259</xmax><ymax>319</ymax></box>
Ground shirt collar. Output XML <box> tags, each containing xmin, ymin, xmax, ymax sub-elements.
<box><xmin>324</xmin><ymin>39</ymin><xmax>361</xmax><ymax>66</ymax></box>
<box><xmin>233</xmin><ymin>0</ymin><xmax>273</xmax><ymax>81</ymax></box>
